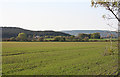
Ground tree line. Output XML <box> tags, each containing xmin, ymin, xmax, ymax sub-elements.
<box><xmin>3</xmin><ymin>32</ymin><xmax>101</xmax><ymax>42</ymax></box>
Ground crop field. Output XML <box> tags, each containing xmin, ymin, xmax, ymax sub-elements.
<box><xmin>2</xmin><ymin>42</ymin><xmax>118</xmax><ymax>75</ymax></box>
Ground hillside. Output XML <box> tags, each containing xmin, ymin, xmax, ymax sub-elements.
<box><xmin>1</xmin><ymin>27</ymin><xmax>71</xmax><ymax>38</ymax></box>
<box><xmin>62</xmin><ymin>30</ymin><xmax>118</xmax><ymax>38</ymax></box>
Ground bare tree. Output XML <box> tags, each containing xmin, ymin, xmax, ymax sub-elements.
<box><xmin>91</xmin><ymin>0</ymin><xmax>119</xmax><ymax>55</ymax></box>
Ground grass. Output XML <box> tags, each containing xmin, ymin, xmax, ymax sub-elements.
<box><xmin>89</xmin><ymin>39</ymin><xmax>117</xmax><ymax>41</ymax></box>
<box><xmin>2</xmin><ymin>42</ymin><xmax>118</xmax><ymax>75</ymax></box>
<box><xmin>44</xmin><ymin>38</ymin><xmax>54</xmax><ymax>40</ymax></box>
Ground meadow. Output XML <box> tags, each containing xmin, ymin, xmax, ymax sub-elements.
<box><xmin>2</xmin><ymin>42</ymin><xmax>118</xmax><ymax>75</ymax></box>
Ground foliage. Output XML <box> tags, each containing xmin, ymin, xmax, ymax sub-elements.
<box><xmin>77</xmin><ymin>33</ymin><xmax>100</xmax><ymax>39</ymax></box>
<box><xmin>53</xmin><ymin>36</ymin><xmax>66</xmax><ymax>42</ymax></box>
<box><xmin>91</xmin><ymin>0</ymin><xmax>119</xmax><ymax>59</ymax></box>
<box><xmin>103</xmin><ymin>46</ymin><xmax>117</xmax><ymax>56</ymax></box>
<box><xmin>3</xmin><ymin>32</ymin><xmax>118</xmax><ymax>42</ymax></box>
<box><xmin>54</xmin><ymin>36</ymin><xmax>61</xmax><ymax>41</ymax></box>
<box><xmin>16</xmin><ymin>33</ymin><xmax>27</xmax><ymax>41</ymax></box>
<box><xmin>77</xmin><ymin>33</ymin><xmax>90</xmax><ymax>39</ymax></box>
<box><xmin>10</xmin><ymin>37</ymin><xmax>16</xmax><ymax>41</ymax></box>
<box><xmin>91</xmin><ymin>33</ymin><xmax>100</xmax><ymax>39</ymax></box>
<box><xmin>83</xmin><ymin>37</ymin><xmax>89</xmax><ymax>42</ymax></box>
<box><xmin>91</xmin><ymin>0</ymin><xmax>120</xmax><ymax>22</ymax></box>
<box><xmin>37</xmin><ymin>37</ymin><xmax>44</xmax><ymax>42</ymax></box>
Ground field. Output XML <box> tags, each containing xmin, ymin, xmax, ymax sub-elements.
<box><xmin>2</xmin><ymin>42</ymin><xmax>118</xmax><ymax>75</ymax></box>
<box><xmin>89</xmin><ymin>39</ymin><xmax>117</xmax><ymax>41</ymax></box>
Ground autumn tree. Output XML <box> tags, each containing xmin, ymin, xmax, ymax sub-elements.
<box><xmin>16</xmin><ymin>33</ymin><xmax>27</xmax><ymax>41</ymax></box>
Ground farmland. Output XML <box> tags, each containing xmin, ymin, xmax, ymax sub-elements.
<box><xmin>2</xmin><ymin>42</ymin><xmax>118</xmax><ymax>75</ymax></box>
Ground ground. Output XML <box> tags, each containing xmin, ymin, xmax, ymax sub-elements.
<box><xmin>2</xmin><ymin>42</ymin><xmax>118</xmax><ymax>75</ymax></box>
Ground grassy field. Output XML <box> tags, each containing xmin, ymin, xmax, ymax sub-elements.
<box><xmin>2</xmin><ymin>42</ymin><xmax>118</xmax><ymax>75</ymax></box>
<box><xmin>89</xmin><ymin>39</ymin><xmax>117</xmax><ymax>41</ymax></box>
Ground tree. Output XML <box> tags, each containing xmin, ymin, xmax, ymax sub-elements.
<box><xmin>54</xmin><ymin>36</ymin><xmax>66</xmax><ymax>42</ymax></box>
<box><xmin>91</xmin><ymin>33</ymin><xmax>100</xmax><ymax>39</ymax></box>
<box><xmin>54</xmin><ymin>36</ymin><xmax>61</xmax><ymax>41</ymax></box>
<box><xmin>27</xmin><ymin>35</ymin><xmax>32</xmax><ymax>41</ymax></box>
<box><xmin>32</xmin><ymin>34</ymin><xmax>36</xmax><ymax>41</ymax></box>
<box><xmin>74</xmin><ymin>37</ymin><xmax>82</xmax><ymax>42</ymax></box>
<box><xmin>69</xmin><ymin>35</ymin><xmax>75</xmax><ymax>41</ymax></box>
<box><xmin>78</xmin><ymin>33</ymin><xmax>89</xmax><ymax>39</ymax></box>
<box><xmin>78</xmin><ymin>33</ymin><xmax>84</xmax><ymax>39</ymax></box>
<box><xmin>16</xmin><ymin>33</ymin><xmax>27</xmax><ymax>41</ymax></box>
<box><xmin>83</xmin><ymin>37</ymin><xmax>89</xmax><ymax>42</ymax></box>
<box><xmin>91</xmin><ymin>0</ymin><xmax>120</xmax><ymax>22</ymax></box>
<box><xmin>91</xmin><ymin>0</ymin><xmax>119</xmax><ymax>56</ymax></box>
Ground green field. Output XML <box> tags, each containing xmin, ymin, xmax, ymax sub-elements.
<box><xmin>2</xmin><ymin>42</ymin><xmax>118</xmax><ymax>75</ymax></box>
<box><xmin>89</xmin><ymin>39</ymin><xmax>117</xmax><ymax>41</ymax></box>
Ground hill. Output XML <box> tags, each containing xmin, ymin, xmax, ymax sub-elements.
<box><xmin>1</xmin><ymin>27</ymin><xmax>71</xmax><ymax>38</ymax></box>
<box><xmin>62</xmin><ymin>30</ymin><xmax>118</xmax><ymax>38</ymax></box>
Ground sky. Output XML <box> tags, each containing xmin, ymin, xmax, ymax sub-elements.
<box><xmin>0</xmin><ymin>0</ymin><xmax>118</xmax><ymax>31</ymax></box>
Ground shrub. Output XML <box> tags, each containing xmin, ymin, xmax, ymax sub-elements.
<box><xmin>10</xmin><ymin>37</ymin><xmax>16</xmax><ymax>41</ymax></box>
<box><xmin>37</xmin><ymin>37</ymin><xmax>44</xmax><ymax>42</ymax></box>
<box><xmin>83</xmin><ymin>37</ymin><xmax>89</xmax><ymax>42</ymax></box>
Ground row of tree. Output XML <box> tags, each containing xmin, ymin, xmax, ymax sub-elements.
<box><xmin>77</xmin><ymin>33</ymin><xmax>100</xmax><ymax>39</ymax></box>
<box><xmin>6</xmin><ymin>32</ymin><xmax>101</xmax><ymax>42</ymax></box>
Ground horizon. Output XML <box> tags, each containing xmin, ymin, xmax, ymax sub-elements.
<box><xmin>1</xmin><ymin>26</ymin><xmax>117</xmax><ymax>32</ymax></box>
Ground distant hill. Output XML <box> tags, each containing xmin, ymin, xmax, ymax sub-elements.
<box><xmin>1</xmin><ymin>27</ymin><xmax>71</xmax><ymax>38</ymax></box>
<box><xmin>62</xmin><ymin>30</ymin><xmax>118</xmax><ymax>37</ymax></box>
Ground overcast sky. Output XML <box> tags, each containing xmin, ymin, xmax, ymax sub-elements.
<box><xmin>0</xmin><ymin>0</ymin><xmax>118</xmax><ymax>31</ymax></box>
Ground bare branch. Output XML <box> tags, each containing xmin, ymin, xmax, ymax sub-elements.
<box><xmin>107</xmin><ymin>6</ymin><xmax>120</xmax><ymax>22</ymax></box>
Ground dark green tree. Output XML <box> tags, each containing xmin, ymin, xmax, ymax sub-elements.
<box><xmin>78</xmin><ymin>33</ymin><xmax>90</xmax><ymax>39</ymax></box>
<box><xmin>91</xmin><ymin>33</ymin><xmax>100</xmax><ymax>39</ymax></box>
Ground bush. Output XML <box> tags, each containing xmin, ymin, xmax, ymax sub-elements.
<box><xmin>54</xmin><ymin>37</ymin><xmax>61</xmax><ymax>41</ymax></box>
<box><xmin>103</xmin><ymin>47</ymin><xmax>115</xmax><ymax>56</ymax></box>
<box><xmin>83</xmin><ymin>37</ymin><xmax>89</xmax><ymax>42</ymax></box>
<box><xmin>10</xmin><ymin>37</ymin><xmax>16</xmax><ymax>41</ymax></box>
<box><xmin>37</xmin><ymin>37</ymin><xmax>44</xmax><ymax>42</ymax></box>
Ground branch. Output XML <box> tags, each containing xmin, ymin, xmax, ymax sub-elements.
<box><xmin>107</xmin><ymin>18</ymin><xmax>116</xmax><ymax>19</ymax></box>
<box><xmin>107</xmin><ymin>6</ymin><xmax>120</xmax><ymax>22</ymax></box>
